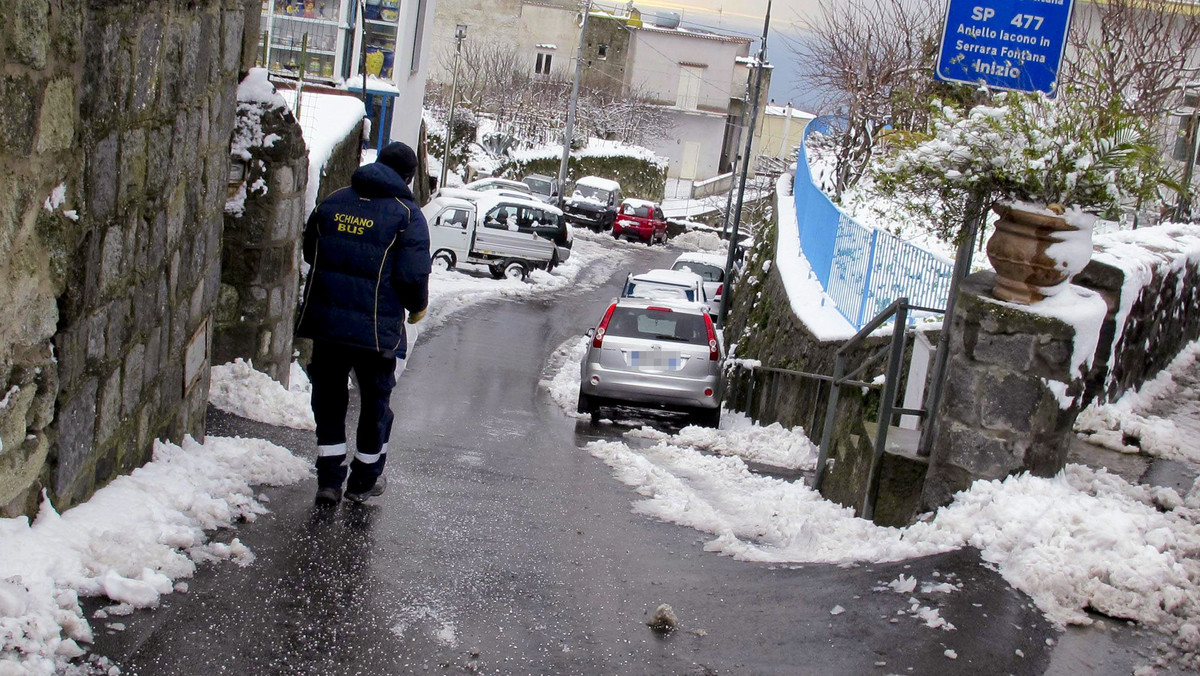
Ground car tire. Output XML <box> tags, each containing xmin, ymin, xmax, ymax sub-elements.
<box><xmin>692</xmin><ymin>407</ymin><xmax>721</xmax><ymax>428</ymax></box>
<box><xmin>489</xmin><ymin>262</ymin><xmax>506</xmax><ymax>279</ymax></box>
<box><xmin>547</xmin><ymin>250</ymin><xmax>559</xmax><ymax>272</ymax></box>
<box><xmin>502</xmin><ymin>260</ymin><xmax>529</xmax><ymax>280</ymax></box>
<box><xmin>576</xmin><ymin>389</ymin><xmax>594</xmax><ymax>414</ymax></box>
<box><xmin>432</xmin><ymin>251</ymin><xmax>455</xmax><ymax>271</ymax></box>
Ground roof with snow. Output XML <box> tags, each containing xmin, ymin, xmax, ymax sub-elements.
<box><xmin>575</xmin><ymin>176</ymin><xmax>622</xmax><ymax>191</ymax></box>
<box><xmin>622</xmin><ymin>198</ymin><xmax>658</xmax><ymax>209</ymax></box>
<box><xmin>629</xmin><ymin>268</ymin><xmax>704</xmax><ymax>287</ymax></box>
<box><xmin>639</xmin><ymin>22</ymin><xmax>752</xmax><ymax>45</ymax></box>
<box><xmin>674</xmin><ymin>252</ymin><xmax>726</xmax><ymax>267</ymax></box>
<box><xmin>765</xmin><ymin>105</ymin><xmax>815</xmax><ymax>119</ymax></box>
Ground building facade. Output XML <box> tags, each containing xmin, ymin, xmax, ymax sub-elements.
<box><xmin>427</xmin><ymin>0</ymin><xmax>770</xmax><ymax>181</ymax></box>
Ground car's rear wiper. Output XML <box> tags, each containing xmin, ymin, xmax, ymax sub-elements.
<box><xmin>651</xmin><ymin>334</ymin><xmax>687</xmax><ymax>342</ymax></box>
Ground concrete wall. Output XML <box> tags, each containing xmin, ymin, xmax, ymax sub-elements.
<box><xmin>628</xmin><ymin>28</ymin><xmax>748</xmax><ymax>113</ymax></box>
<box><xmin>759</xmin><ymin>106</ymin><xmax>813</xmax><ymax>160</ymax></box>
<box><xmin>653</xmin><ymin>111</ymin><xmax>728</xmax><ymax>180</ymax></box>
<box><xmin>386</xmin><ymin>0</ymin><xmax>439</xmax><ymax>149</ymax></box>
<box><xmin>0</xmin><ymin>0</ymin><xmax>257</xmax><ymax>516</ymax></box>
<box><xmin>427</xmin><ymin>0</ymin><xmax>577</xmax><ymax>85</ymax></box>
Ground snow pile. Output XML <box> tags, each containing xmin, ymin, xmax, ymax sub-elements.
<box><xmin>1076</xmin><ymin>339</ymin><xmax>1200</xmax><ymax>462</ymax></box>
<box><xmin>0</xmin><ymin>436</ymin><xmax>309</xmax><ymax>673</ymax></box>
<box><xmin>626</xmin><ymin>419</ymin><xmax>818</xmax><ymax>471</ymax></box>
<box><xmin>226</xmin><ymin>68</ymin><xmax>287</xmax><ymax>218</ymax></box>
<box><xmin>208</xmin><ymin>359</ymin><xmax>315</xmax><ymax>430</ymax></box>
<box><xmin>582</xmin><ymin>427</ymin><xmax>1200</xmax><ymax>655</ymax></box>
<box><xmin>772</xmin><ymin>171</ymin><xmax>856</xmax><ymax>340</ymax></box>
<box><xmin>671</xmin><ymin>229</ymin><xmax>727</xmax><ymax>253</ymax></box>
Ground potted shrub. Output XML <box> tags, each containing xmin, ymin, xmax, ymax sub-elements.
<box><xmin>873</xmin><ymin>90</ymin><xmax>1169</xmax><ymax>304</ymax></box>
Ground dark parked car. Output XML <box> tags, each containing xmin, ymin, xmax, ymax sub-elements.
<box><xmin>563</xmin><ymin>176</ymin><xmax>622</xmax><ymax>232</ymax></box>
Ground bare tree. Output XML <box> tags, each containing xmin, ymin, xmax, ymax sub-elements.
<box><xmin>792</xmin><ymin>0</ymin><xmax>951</xmax><ymax>200</ymax></box>
<box><xmin>1061</xmin><ymin>0</ymin><xmax>1200</xmax><ymax>123</ymax></box>
<box><xmin>427</xmin><ymin>43</ymin><xmax>675</xmax><ymax>150</ymax></box>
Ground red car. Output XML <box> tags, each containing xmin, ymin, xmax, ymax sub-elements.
<box><xmin>612</xmin><ymin>199</ymin><xmax>668</xmax><ymax>245</ymax></box>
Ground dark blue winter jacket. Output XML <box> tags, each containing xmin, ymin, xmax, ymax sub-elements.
<box><xmin>296</xmin><ymin>163</ymin><xmax>430</xmax><ymax>358</ymax></box>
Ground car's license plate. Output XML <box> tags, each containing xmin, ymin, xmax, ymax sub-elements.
<box><xmin>631</xmin><ymin>351</ymin><xmax>681</xmax><ymax>370</ymax></box>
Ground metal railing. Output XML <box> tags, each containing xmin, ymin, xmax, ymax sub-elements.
<box><xmin>813</xmin><ymin>298</ymin><xmax>943</xmax><ymax>521</ymax></box>
<box><xmin>793</xmin><ymin>133</ymin><xmax>954</xmax><ymax>329</ymax></box>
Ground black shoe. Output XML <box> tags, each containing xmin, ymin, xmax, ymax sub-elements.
<box><xmin>314</xmin><ymin>487</ymin><xmax>342</xmax><ymax>506</ymax></box>
<box><xmin>344</xmin><ymin>475</ymin><xmax>386</xmax><ymax>504</ymax></box>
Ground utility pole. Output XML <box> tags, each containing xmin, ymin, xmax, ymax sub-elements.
<box><xmin>1179</xmin><ymin>88</ymin><xmax>1200</xmax><ymax>221</ymax></box>
<box><xmin>557</xmin><ymin>0</ymin><xmax>591</xmax><ymax>206</ymax></box>
<box><xmin>439</xmin><ymin>24</ymin><xmax>467</xmax><ymax>191</ymax></box>
<box><xmin>718</xmin><ymin>0</ymin><xmax>770</xmax><ymax>328</ymax></box>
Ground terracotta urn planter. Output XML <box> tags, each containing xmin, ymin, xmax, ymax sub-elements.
<box><xmin>985</xmin><ymin>202</ymin><xmax>1095</xmax><ymax>304</ymax></box>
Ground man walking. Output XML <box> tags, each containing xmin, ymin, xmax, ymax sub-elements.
<box><xmin>296</xmin><ymin>142</ymin><xmax>430</xmax><ymax>505</ymax></box>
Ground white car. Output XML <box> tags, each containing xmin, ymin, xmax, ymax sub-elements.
<box><xmin>671</xmin><ymin>253</ymin><xmax>727</xmax><ymax>309</ymax></box>
<box><xmin>620</xmin><ymin>269</ymin><xmax>712</xmax><ymax>316</ymax></box>
<box><xmin>461</xmin><ymin>178</ymin><xmax>533</xmax><ymax>195</ymax></box>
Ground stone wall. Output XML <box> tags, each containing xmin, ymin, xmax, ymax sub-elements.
<box><xmin>920</xmin><ymin>273</ymin><xmax>1102</xmax><ymax>510</ymax></box>
<box><xmin>0</xmin><ymin>0</ymin><xmax>257</xmax><ymax>516</ymax></box>
<box><xmin>1076</xmin><ymin>224</ymin><xmax>1200</xmax><ymax>406</ymax></box>
<box><xmin>214</xmin><ymin>73</ymin><xmax>309</xmax><ymax>384</ymax></box>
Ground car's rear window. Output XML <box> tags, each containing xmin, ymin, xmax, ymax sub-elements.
<box><xmin>606</xmin><ymin>307</ymin><xmax>708</xmax><ymax>344</ymax></box>
<box><xmin>524</xmin><ymin>178</ymin><xmax>551</xmax><ymax>194</ymax></box>
<box><xmin>624</xmin><ymin>204</ymin><xmax>653</xmax><ymax>218</ymax></box>
<box><xmin>672</xmin><ymin>262</ymin><xmax>723</xmax><ymax>282</ymax></box>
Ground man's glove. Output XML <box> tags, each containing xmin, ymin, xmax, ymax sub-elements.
<box><xmin>407</xmin><ymin>308</ymin><xmax>427</xmax><ymax>324</ymax></box>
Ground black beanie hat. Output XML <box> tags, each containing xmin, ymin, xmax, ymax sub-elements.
<box><xmin>378</xmin><ymin>142</ymin><xmax>418</xmax><ymax>182</ymax></box>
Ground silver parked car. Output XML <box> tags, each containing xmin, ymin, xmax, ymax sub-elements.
<box><xmin>577</xmin><ymin>298</ymin><xmax>723</xmax><ymax>427</ymax></box>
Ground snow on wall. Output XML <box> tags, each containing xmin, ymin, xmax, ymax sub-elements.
<box><xmin>1075</xmin><ymin>223</ymin><xmax>1200</xmax><ymax>406</ymax></box>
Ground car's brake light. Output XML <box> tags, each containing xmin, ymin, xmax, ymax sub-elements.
<box><xmin>716</xmin><ymin>283</ymin><xmax>724</xmax><ymax>297</ymax></box>
<box><xmin>704</xmin><ymin>313</ymin><xmax>719</xmax><ymax>361</ymax></box>
<box><xmin>593</xmin><ymin>303</ymin><xmax>617</xmax><ymax>348</ymax></box>
<box><xmin>646</xmin><ymin>306</ymin><xmax>673</xmax><ymax>313</ymax></box>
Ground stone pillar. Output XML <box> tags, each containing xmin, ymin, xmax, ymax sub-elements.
<box><xmin>921</xmin><ymin>272</ymin><xmax>1104</xmax><ymax>510</ymax></box>
<box><xmin>214</xmin><ymin>78</ymin><xmax>308</xmax><ymax>384</ymax></box>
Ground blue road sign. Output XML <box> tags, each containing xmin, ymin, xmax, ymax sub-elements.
<box><xmin>936</xmin><ymin>0</ymin><xmax>1076</xmax><ymax>95</ymax></box>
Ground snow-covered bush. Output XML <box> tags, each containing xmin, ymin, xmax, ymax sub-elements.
<box><xmin>873</xmin><ymin>90</ymin><xmax>1169</xmax><ymax>239</ymax></box>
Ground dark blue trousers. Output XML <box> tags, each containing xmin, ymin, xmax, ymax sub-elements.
<box><xmin>308</xmin><ymin>340</ymin><xmax>396</xmax><ymax>493</ymax></box>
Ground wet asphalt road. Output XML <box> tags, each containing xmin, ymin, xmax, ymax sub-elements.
<box><xmin>89</xmin><ymin>241</ymin><xmax>1071</xmax><ymax>675</ymax></box>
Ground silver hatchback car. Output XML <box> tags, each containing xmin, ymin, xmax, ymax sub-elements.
<box><xmin>577</xmin><ymin>298</ymin><xmax>723</xmax><ymax>427</ymax></box>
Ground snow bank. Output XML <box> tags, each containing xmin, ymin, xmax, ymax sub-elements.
<box><xmin>0</xmin><ymin>436</ymin><xmax>309</xmax><ymax>674</ymax></box>
<box><xmin>772</xmin><ymin>172</ymin><xmax>856</xmax><ymax>340</ymax></box>
<box><xmin>585</xmin><ymin>430</ymin><xmax>1200</xmax><ymax>645</ymax></box>
<box><xmin>1076</xmin><ymin>338</ymin><xmax>1200</xmax><ymax>462</ymax></box>
<box><xmin>209</xmin><ymin>359</ymin><xmax>315</xmax><ymax>430</ymax></box>
<box><xmin>671</xmin><ymin>229</ymin><xmax>727</xmax><ymax>254</ymax></box>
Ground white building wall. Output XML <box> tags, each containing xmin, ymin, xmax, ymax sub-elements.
<box><xmin>427</xmin><ymin>0</ymin><xmax>579</xmax><ymax>85</ymax></box>
<box><xmin>389</xmin><ymin>0</ymin><xmax>439</xmax><ymax>148</ymax></box>
<box><xmin>649</xmin><ymin>111</ymin><xmax>727</xmax><ymax>180</ymax></box>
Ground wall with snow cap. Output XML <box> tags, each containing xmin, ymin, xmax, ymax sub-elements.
<box><xmin>216</xmin><ymin>70</ymin><xmax>310</xmax><ymax>384</ymax></box>
<box><xmin>0</xmin><ymin>0</ymin><xmax>259</xmax><ymax>516</ymax></box>
<box><xmin>503</xmin><ymin>143</ymin><xmax>668</xmax><ymax>202</ymax></box>
<box><xmin>922</xmin><ymin>273</ymin><xmax>1107</xmax><ymax>511</ymax></box>
<box><xmin>1074</xmin><ymin>224</ymin><xmax>1200</xmax><ymax>408</ymax></box>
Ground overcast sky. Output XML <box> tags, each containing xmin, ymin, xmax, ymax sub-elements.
<box><xmin>631</xmin><ymin>0</ymin><xmax>828</xmax><ymax>111</ymax></box>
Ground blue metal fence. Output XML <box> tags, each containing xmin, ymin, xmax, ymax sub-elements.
<box><xmin>792</xmin><ymin>132</ymin><xmax>953</xmax><ymax>328</ymax></box>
